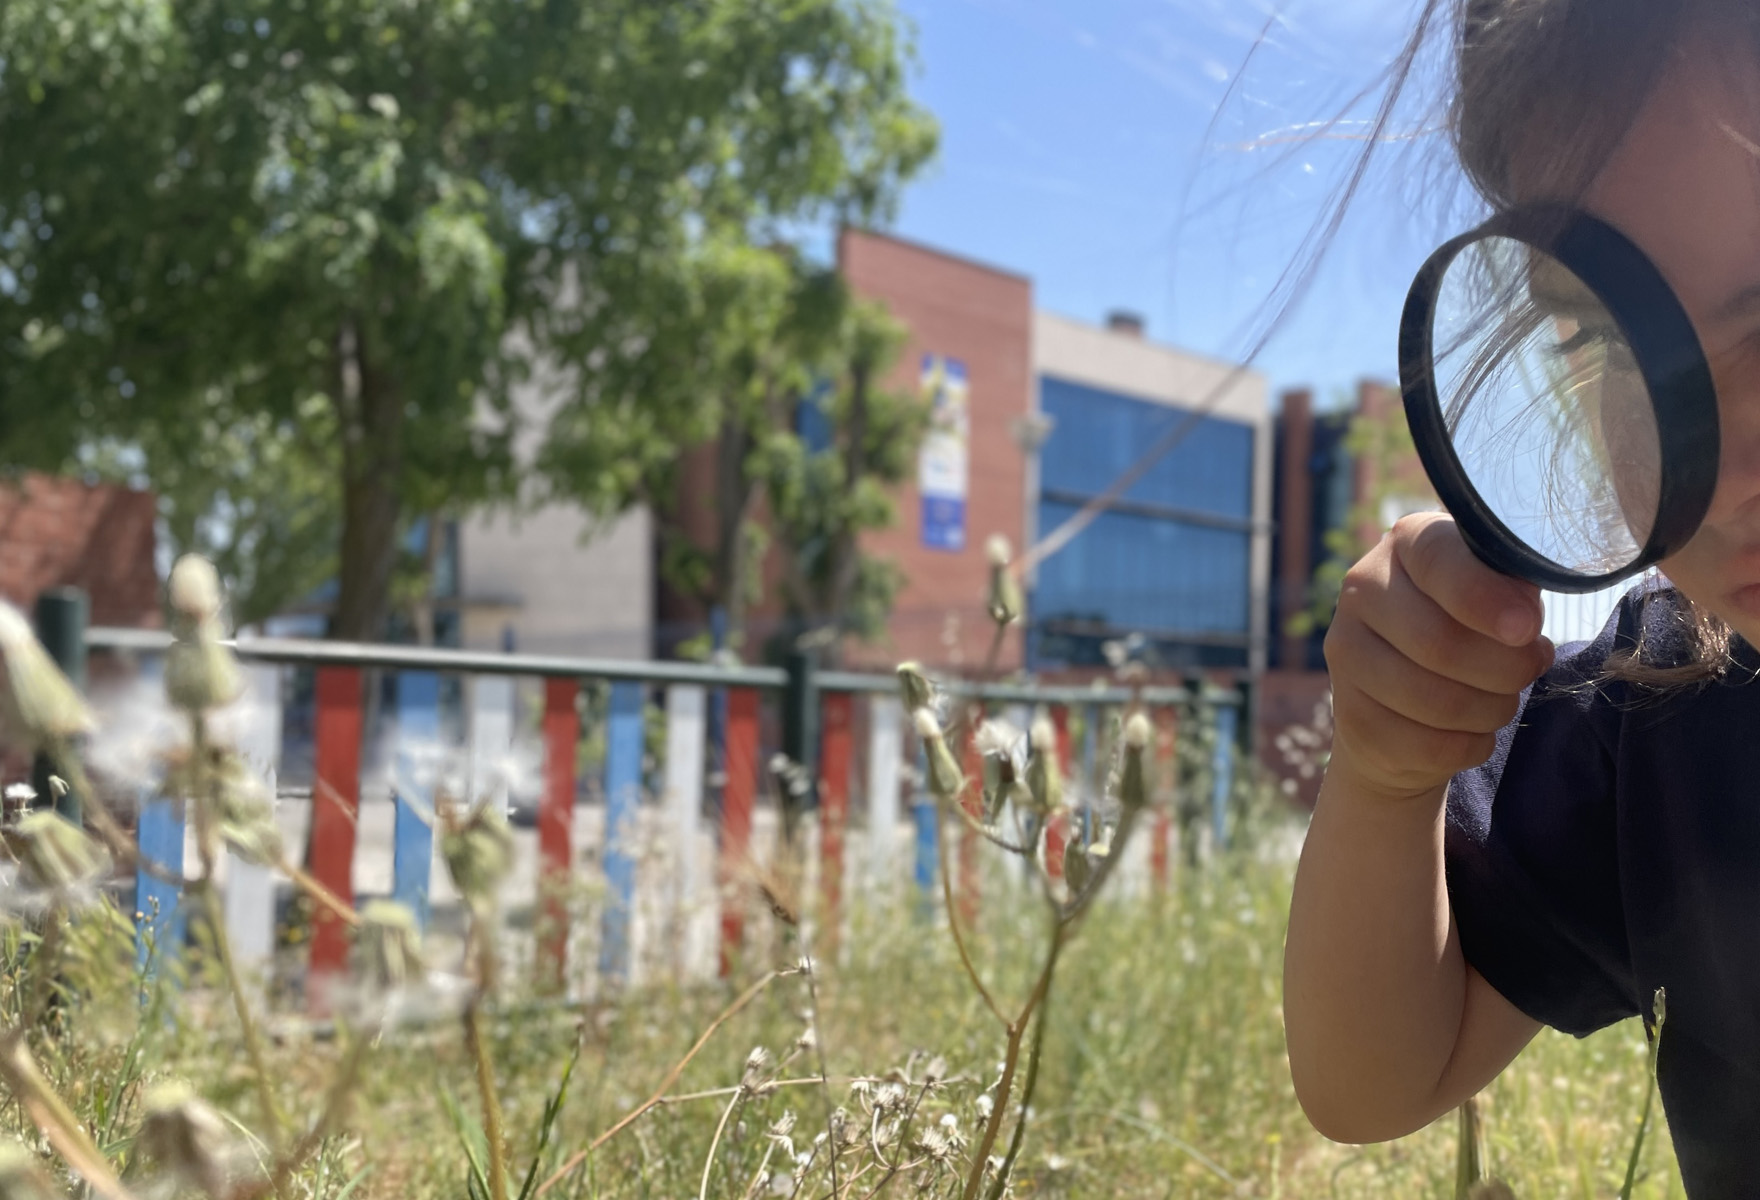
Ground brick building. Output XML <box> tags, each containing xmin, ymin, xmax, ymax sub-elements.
<box><xmin>654</xmin><ymin>229</ymin><xmax>1275</xmax><ymax>681</ymax></box>
<box><xmin>836</xmin><ymin>231</ymin><xmax>1035</xmax><ymax>672</ymax></box>
<box><xmin>0</xmin><ymin>473</ymin><xmax>160</xmax><ymax>629</ymax></box>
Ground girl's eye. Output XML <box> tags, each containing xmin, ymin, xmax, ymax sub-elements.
<box><xmin>1552</xmin><ymin>323</ymin><xmax>1626</xmax><ymax>356</ymax></box>
<box><xmin>1549</xmin><ymin>322</ymin><xmax>1639</xmax><ymax>374</ymax></box>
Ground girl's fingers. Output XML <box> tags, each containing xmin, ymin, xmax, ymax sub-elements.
<box><xmin>1326</xmin><ymin>618</ymin><xmax>1523</xmax><ymax>736</ymax></box>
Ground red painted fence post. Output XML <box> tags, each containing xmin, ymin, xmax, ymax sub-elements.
<box><xmin>719</xmin><ymin>687</ymin><xmax>760</xmax><ymax>978</ymax></box>
<box><xmin>309</xmin><ymin>666</ymin><xmax>363</xmax><ymax>1011</ymax></box>
<box><xmin>539</xmin><ymin>676</ymin><xmax>578</xmax><ymax>988</ymax></box>
<box><xmin>819</xmin><ymin>690</ymin><xmax>853</xmax><ymax>953</ymax></box>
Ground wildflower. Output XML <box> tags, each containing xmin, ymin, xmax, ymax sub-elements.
<box><xmin>137</xmin><ymin>1082</ymin><xmax>233</xmax><ymax>1198</ymax></box>
<box><xmin>985</xmin><ymin>535</ymin><xmax>1023</xmax><ymax>627</ymax></box>
<box><xmin>166</xmin><ymin>554</ymin><xmax>223</xmax><ymax>626</ymax></box>
<box><xmin>742</xmin><ymin>1046</ymin><xmax>772</xmax><ymax>1090</ymax></box>
<box><xmin>5</xmin><ymin>812</ymin><xmax>108</xmax><ymax>895</ymax></box>
<box><xmin>2</xmin><ymin>784</ymin><xmax>33</xmax><ymax>805</ymax></box>
<box><xmin>355</xmin><ymin>900</ymin><xmax>425</xmax><ymax>998</ymax></box>
<box><xmin>0</xmin><ymin>1139</ymin><xmax>56</xmax><ymax>1200</ymax></box>
<box><xmin>1062</xmin><ymin>839</ymin><xmax>1091</xmax><ymax>895</ymax></box>
<box><xmin>165</xmin><ymin>744</ymin><xmax>282</xmax><ymax>866</ymax></box>
<box><xmin>1025</xmin><ymin>717</ymin><xmax>1062</xmax><ymax>816</ymax></box>
<box><xmin>441</xmin><ymin>803</ymin><xmax>514</xmax><ymax>911</ymax></box>
<box><xmin>976</xmin><ymin>718</ymin><xmax>1028</xmax><ymax>821</ymax></box>
<box><xmin>896</xmin><ymin>662</ymin><xmax>937</xmax><ymax>713</ymax></box>
<box><xmin>914</xmin><ymin>709</ymin><xmax>963</xmax><ymax>805</ymax></box>
<box><xmin>1119</xmin><ymin>712</ymin><xmax>1151</xmax><ymax>813</ymax></box>
<box><xmin>0</xmin><ymin>602</ymin><xmax>93</xmax><ymax>755</ymax></box>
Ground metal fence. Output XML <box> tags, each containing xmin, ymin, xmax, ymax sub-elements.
<box><xmin>83</xmin><ymin>624</ymin><xmax>1246</xmax><ymax>1004</ymax></box>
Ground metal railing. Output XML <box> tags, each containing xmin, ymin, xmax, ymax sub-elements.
<box><xmin>82</xmin><ymin>621</ymin><xmax>1247</xmax><ymax>1002</ymax></box>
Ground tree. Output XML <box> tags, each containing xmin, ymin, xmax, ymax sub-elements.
<box><xmin>0</xmin><ymin>0</ymin><xmax>936</xmax><ymax>639</ymax></box>
<box><xmin>538</xmin><ymin>242</ymin><xmax>925</xmax><ymax>662</ymax></box>
<box><xmin>765</xmin><ymin>293</ymin><xmax>925</xmax><ymax>655</ymax></box>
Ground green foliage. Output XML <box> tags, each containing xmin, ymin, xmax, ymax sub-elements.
<box><xmin>0</xmin><ymin>0</ymin><xmax>936</xmax><ymax>637</ymax></box>
<box><xmin>547</xmin><ymin>245</ymin><xmax>928</xmax><ymax>655</ymax></box>
<box><xmin>1288</xmin><ymin>397</ymin><xmax>1423</xmax><ymax>642</ymax></box>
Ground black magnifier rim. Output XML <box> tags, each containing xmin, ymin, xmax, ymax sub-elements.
<box><xmin>1399</xmin><ymin>205</ymin><xmax>1719</xmax><ymax>594</ymax></box>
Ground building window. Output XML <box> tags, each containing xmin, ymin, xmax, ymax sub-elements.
<box><xmin>1032</xmin><ymin>376</ymin><xmax>1255</xmax><ymax>669</ymax></box>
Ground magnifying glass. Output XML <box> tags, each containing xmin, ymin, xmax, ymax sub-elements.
<box><xmin>1399</xmin><ymin>206</ymin><xmax>1721</xmax><ymax>592</ymax></box>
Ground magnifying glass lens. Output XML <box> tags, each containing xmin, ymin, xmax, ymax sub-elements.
<box><xmin>1432</xmin><ymin>235</ymin><xmax>1661</xmax><ymax>579</ymax></box>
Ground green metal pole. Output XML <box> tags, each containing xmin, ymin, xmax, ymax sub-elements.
<box><xmin>32</xmin><ymin>587</ymin><xmax>88</xmax><ymax>825</ymax></box>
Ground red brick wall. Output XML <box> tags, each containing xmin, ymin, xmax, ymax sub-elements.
<box><xmin>0</xmin><ymin>474</ymin><xmax>160</xmax><ymax>628</ymax></box>
<box><xmin>838</xmin><ymin>229</ymin><xmax>1034</xmax><ymax>673</ymax></box>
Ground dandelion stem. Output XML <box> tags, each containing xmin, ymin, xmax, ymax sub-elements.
<box><xmin>791</xmin><ymin>944</ymin><xmax>842</xmax><ymax>1199</ymax></box>
<box><xmin>985</xmin><ymin>993</ymin><xmax>1052</xmax><ymax>1200</ymax></box>
<box><xmin>936</xmin><ymin>816</ymin><xmax>1005</xmax><ymax>1024</ymax></box>
<box><xmin>736</xmin><ymin>1137</ymin><xmax>779</xmax><ymax>1200</ymax></box>
<box><xmin>277</xmin><ymin>856</ymin><xmax>361</xmax><ymax>928</ymax></box>
<box><xmin>536</xmin><ymin>968</ymin><xmax>783</xmax><ymax>1197</ymax></box>
<box><xmin>698</xmin><ymin>1087</ymin><xmax>744</xmax><ymax>1200</ymax></box>
<box><xmin>962</xmin><ymin>927</ymin><xmax>1065</xmax><ymax>1200</ymax></box>
<box><xmin>189</xmin><ymin>712</ymin><xmax>285</xmax><ymax>1146</ymax></box>
<box><xmin>658</xmin><ymin>1078</ymin><xmax>825</xmax><ymax>1105</ymax></box>
<box><xmin>198</xmin><ymin>880</ymin><xmax>283</xmax><ymax>1145</ymax></box>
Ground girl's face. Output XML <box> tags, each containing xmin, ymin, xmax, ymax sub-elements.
<box><xmin>1577</xmin><ymin>45</ymin><xmax>1760</xmax><ymax>642</ymax></box>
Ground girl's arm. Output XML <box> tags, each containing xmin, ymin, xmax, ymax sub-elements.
<box><xmin>1283</xmin><ymin>513</ymin><xmax>1552</xmax><ymax>1143</ymax></box>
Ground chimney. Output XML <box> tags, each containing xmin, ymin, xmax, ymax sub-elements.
<box><xmin>1105</xmin><ymin>310</ymin><xmax>1145</xmax><ymax>338</ymax></box>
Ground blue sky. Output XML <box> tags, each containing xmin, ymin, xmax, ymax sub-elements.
<box><xmin>887</xmin><ymin>0</ymin><xmax>1463</xmax><ymax>408</ymax></box>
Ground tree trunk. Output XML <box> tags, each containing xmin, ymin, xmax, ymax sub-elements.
<box><xmin>713</xmin><ymin>415</ymin><xmax>756</xmax><ymax>647</ymax></box>
<box><xmin>330</xmin><ymin>320</ymin><xmax>404</xmax><ymax>642</ymax></box>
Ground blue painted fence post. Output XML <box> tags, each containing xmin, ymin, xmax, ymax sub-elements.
<box><xmin>393</xmin><ymin>670</ymin><xmax>440</xmax><ymax>928</ymax></box>
<box><xmin>912</xmin><ymin>745</ymin><xmax>937</xmax><ymax>920</ymax></box>
<box><xmin>1211</xmin><ymin>702</ymin><xmax>1238</xmax><ymax>851</ymax></box>
<box><xmin>600</xmin><ymin>681</ymin><xmax>644</xmax><ymax>982</ymax></box>
<box><xmin>134</xmin><ymin>655</ymin><xmax>184</xmax><ymax>971</ymax></box>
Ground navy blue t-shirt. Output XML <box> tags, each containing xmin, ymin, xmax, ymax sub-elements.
<box><xmin>1446</xmin><ymin>584</ymin><xmax>1760</xmax><ymax>1196</ymax></box>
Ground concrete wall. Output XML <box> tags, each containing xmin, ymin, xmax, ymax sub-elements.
<box><xmin>456</xmin><ymin>325</ymin><xmax>654</xmax><ymax>661</ymax></box>
<box><xmin>456</xmin><ymin>505</ymin><xmax>651</xmax><ymax>659</ymax></box>
<box><xmin>1031</xmin><ymin>311</ymin><xmax>1274</xmax><ymax>673</ymax></box>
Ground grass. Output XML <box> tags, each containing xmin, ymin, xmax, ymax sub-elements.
<box><xmin>5</xmin><ymin>840</ymin><xmax>1678</xmax><ymax>1199</ymax></box>
<box><xmin>0</xmin><ymin>564</ymin><xmax>1680</xmax><ymax>1199</ymax></box>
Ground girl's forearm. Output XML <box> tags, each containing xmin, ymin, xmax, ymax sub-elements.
<box><xmin>1283</xmin><ymin>752</ymin><xmax>1464</xmax><ymax>1142</ymax></box>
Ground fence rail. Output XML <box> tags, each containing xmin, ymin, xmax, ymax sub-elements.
<box><xmin>81</xmin><ymin>621</ymin><xmax>1247</xmax><ymax>1007</ymax></box>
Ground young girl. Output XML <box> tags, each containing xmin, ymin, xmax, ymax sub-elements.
<box><xmin>1282</xmin><ymin>1</ymin><xmax>1760</xmax><ymax>1193</ymax></box>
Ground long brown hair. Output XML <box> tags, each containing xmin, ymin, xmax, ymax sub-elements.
<box><xmin>1343</xmin><ymin>0</ymin><xmax>1760</xmax><ymax>684</ymax></box>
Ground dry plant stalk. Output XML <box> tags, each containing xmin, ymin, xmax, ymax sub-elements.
<box><xmin>896</xmin><ymin>541</ymin><xmax>1161</xmax><ymax>1200</ymax></box>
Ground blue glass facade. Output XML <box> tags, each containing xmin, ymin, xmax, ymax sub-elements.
<box><xmin>1031</xmin><ymin>376</ymin><xmax>1256</xmax><ymax>669</ymax></box>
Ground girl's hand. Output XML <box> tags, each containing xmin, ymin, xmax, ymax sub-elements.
<box><xmin>1324</xmin><ymin>512</ymin><xmax>1555</xmax><ymax>803</ymax></box>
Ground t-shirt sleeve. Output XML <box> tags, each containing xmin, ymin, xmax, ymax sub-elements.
<box><xmin>1444</xmin><ymin>620</ymin><xmax>1641</xmax><ymax>1037</ymax></box>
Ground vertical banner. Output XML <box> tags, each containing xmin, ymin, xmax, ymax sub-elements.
<box><xmin>918</xmin><ymin>354</ymin><xmax>970</xmax><ymax>552</ymax></box>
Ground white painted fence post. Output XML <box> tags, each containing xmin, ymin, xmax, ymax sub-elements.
<box><xmin>225</xmin><ymin>662</ymin><xmax>281</xmax><ymax>973</ymax></box>
<box><xmin>469</xmin><ymin>675</ymin><xmax>515</xmax><ymax>816</ymax></box>
<box><xmin>663</xmin><ymin>684</ymin><xmax>708</xmax><ymax>976</ymax></box>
